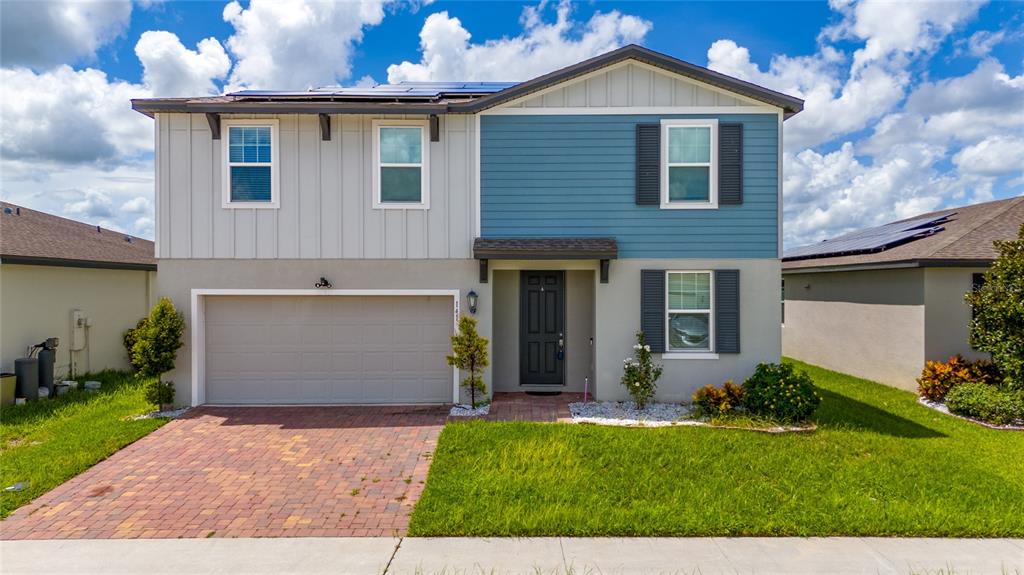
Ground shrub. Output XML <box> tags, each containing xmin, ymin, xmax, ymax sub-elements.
<box><xmin>692</xmin><ymin>380</ymin><xmax>744</xmax><ymax>417</ymax></box>
<box><xmin>966</xmin><ymin>223</ymin><xmax>1024</xmax><ymax>389</ymax></box>
<box><xmin>122</xmin><ymin>318</ymin><xmax>149</xmax><ymax>371</ymax></box>
<box><xmin>742</xmin><ymin>363</ymin><xmax>820</xmax><ymax>422</ymax></box>
<box><xmin>945</xmin><ymin>382</ymin><xmax>1024</xmax><ymax>426</ymax></box>
<box><xmin>143</xmin><ymin>380</ymin><xmax>175</xmax><ymax>409</ymax></box>
<box><xmin>917</xmin><ymin>355</ymin><xmax>1002</xmax><ymax>401</ymax></box>
<box><xmin>621</xmin><ymin>332</ymin><xmax>663</xmax><ymax>410</ymax></box>
<box><xmin>446</xmin><ymin>315</ymin><xmax>489</xmax><ymax>408</ymax></box>
<box><xmin>131</xmin><ymin>297</ymin><xmax>185</xmax><ymax>408</ymax></box>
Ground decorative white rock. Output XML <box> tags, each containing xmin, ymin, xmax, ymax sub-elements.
<box><xmin>449</xmin><ymin>403</ymin><xmax>490</xmax><ymax>417</ymax></box>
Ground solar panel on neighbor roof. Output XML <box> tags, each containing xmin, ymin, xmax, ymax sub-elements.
<box><xmin>783</xmin><ymin>212</ymin><xmax>955</xmax><ymax>260</ymax></box>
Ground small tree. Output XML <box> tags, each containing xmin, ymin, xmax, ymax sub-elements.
<box><xmin>966</xmin><ymin>223</ymin><xmax>1024</xmax><ymax>390</ymax></box>
<box><xmin>131</xmin><ymin>297</ymin><xmax>185</xmax><ymax>409</ymax></box>
<box><xmin>123</xmin><ymin>317</ymin><xmax>149</xmax><ymax>371</ymax></box>
<box><xmin>447</xmin><ymin>315</ymin><xmax>489</xmax><ymax>408</ymax></box>
<box><xmin>620</xmin><ymin>331</ymin><xmax>663</xmax><ymax>409</ymax></box>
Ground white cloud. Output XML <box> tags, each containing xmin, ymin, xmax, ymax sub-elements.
<box><xmin>1</xmin><ymin>159</ymin><xmax>155</xmax><ymax>239</ymax></box>
<box><xmin>954</xmin><ymin>135</ymin><xmax>1024</xmax><ymax>176</ymax></box>
<box><xmin>961</xmin><ymin>29</ymin><xmax>1007</xmax><ymax>57</ymax></box>
<box><xmin>122</xmin><ymin>196</ymin><xmax>153</xmax><ymax>214</ymax></box>
<box><xmin>386</xmin><ymin>1</ymin><xmax>651</xmax><ymax>82</ymax></box>
<box><xmin>65</xmin><ymin>189</ymin><xmax>115</xmax><ymax>219</ymax></box>
<box><xmin>781</xmin><ymin>142</ymin><xmax>997</xmax><ymax>247</ymax></box>
<box><xmin>861</xmin><ymin>58</ymin><xmax>1024</xmax><ymax>154</ymax></box>
<box><xmin>708</xmin><ymin>39</ymin><xmax>903</xmax><ymax>150</ymax></box>
<box><xmin>0</xmin><ymin>66</ymin><xmax>151</xmax><ymax>165</ymax></box>
<box><xmin>0</xmin><ymin>0</ymin><xmax>132</xmax><ymax>69</ymax></box>
<box><xmin>135</xmin><ymin>31</ymin><xmax>230</xmax><ymax>97</ymax></box>
<box><xmin>824</xmin><ymin>0</ymin><xmax>984</xmax><ymax>72</ymax></box>
<box><xmin>132</xmin><ymin>216</ymin><xmax>155</xmax><ymax>237</ymax></box>
<box><xmin>705</xmin><ymin>0</ymin><xmax>1019</xmax><ymax>248</ymax></box>
<box><xmin>222</xmin><ymin>0</ymin><xmax>388</xmax><ymax>90</ymax></box>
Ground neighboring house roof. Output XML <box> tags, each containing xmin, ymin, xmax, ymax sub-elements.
<box><xmin>0</xmin><ymin>202</ymin><xmax>156</xmax><ymax>271</ymax></box>
<box><xmin>782</xmin><ymin>196</ymin><xmax>1024</xmax><ymax>273</ymax></box>
<box><xmin>131</xmin><ymin>45</ymin><xmax>804</xmax><ymax>118</ymax></box>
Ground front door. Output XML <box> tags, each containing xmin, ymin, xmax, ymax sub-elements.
<box><xmin>520</xmin><ymin>271</ymin><xmax>565</xmax><ymax>385</ymax></box>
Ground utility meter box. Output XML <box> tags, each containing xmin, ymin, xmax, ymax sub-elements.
<box><xmin>70</xmin><ymin>310</ymin><xmax>86</xmax><ymax>351</ymax></box>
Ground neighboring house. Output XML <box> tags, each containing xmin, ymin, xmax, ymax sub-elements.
<box><xmin>782</xmin><ymin>196</ymin><xmax>1024</xmax><ymax>391</ymax></box>
<box><xmin>131</xmin><ymin>44</ymin><xmax>803</xmax><ymax>407</ymax></box>
<box><xmin>0</xmin><ymin>202</ymin><xmax>157</xmax><ymax>379</ymax></box>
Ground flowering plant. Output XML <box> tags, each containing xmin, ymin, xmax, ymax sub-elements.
<box><xmin>620</xmin><ymin>331</ymin><xmax>663</xmax><ymax>409</ymax></box>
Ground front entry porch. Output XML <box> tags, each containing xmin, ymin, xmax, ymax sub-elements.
<box><xmin>475</xmin><ymin>237</ymin><xmax>616</xmax><ymax>399</ymax></box>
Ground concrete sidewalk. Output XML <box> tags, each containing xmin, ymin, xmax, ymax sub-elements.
<box><xmin>1</xmin><ymin>537</ymin><xmax>1021</xmax><ymax>574</ymax></box>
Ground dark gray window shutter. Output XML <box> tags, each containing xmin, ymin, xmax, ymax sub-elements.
<box><xmin>641</xmin><ymin>269</ymin><xmax>666</xmax><ymax>352</ymax></box>
<box><xmin>718</xmin><ymin>123</ymin><xmax>743</xmax><ymax>205</ymax></box>
<box><xmin>715</xmin><ymin>269</ymin><xmax>740</xmax><ymax>353</ymax></box>
<box><xmin>636</xmin><ymin>124</ymin><xmax>660</xmax><ymax>205</ymax></box>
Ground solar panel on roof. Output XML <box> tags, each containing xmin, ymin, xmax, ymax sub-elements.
<box><xmin>229</xmin><ymin>81</ymin><xmax>516</xmax><ymax>99</ymax></box>
<box><xmin>783</xmin><ymin>212</ymin><xmax>955</xmax><ymax>260</ymax></box>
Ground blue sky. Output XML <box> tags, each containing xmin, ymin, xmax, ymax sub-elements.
<box><xmin>1</xmin><ymin>0</ymin><xmax>1021</xmax><ymax>246</ymax></box>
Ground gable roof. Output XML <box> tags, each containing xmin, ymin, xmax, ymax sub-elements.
<box><xmin>782</xmin><ymin>196</ymin><xmax>1024</xmax><ymax>272</ymax></box>
<box><xmin>0</xmin><ymin>202</ymin><xmax>156</xmax><ymax>271</ymax></box>
<box><xmin>132</xmin><ymin>45</ymin><xmax>803</xmax><ymax>118</ymax></box>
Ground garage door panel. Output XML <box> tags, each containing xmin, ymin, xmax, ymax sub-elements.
<box><xmin>205</xmin><ymin>295</ymin><xmax>453</xmax><ymax>404</ymax></box>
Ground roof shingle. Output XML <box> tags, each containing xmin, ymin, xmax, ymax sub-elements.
<box><xmin>782</xmin><ymin>196</ymin><xmax>1024</xmax><ymax>271</ymax></box>
<box><xmin>0</xmin><ymin>202</ymin><xmax>156</xmax><ymax>270</ymax></box>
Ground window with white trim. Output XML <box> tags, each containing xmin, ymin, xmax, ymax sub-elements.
<box><xmin>667</xmin><ymin>271</ymin><xmax>714</xmax><ymax>351</ymax></box>
<box><xmin>373</xmin><ymin>120</ymin><xmax>429</xmax><ymax>209</ymax></box>
<box><xmin>661</xmin><ymin>119</ymin><xmax>717</xmax><ymax>209</ymax></box>
<box><xmin>222</xmin><ymin>120</ymin><xmax>279</xmax><ymax>208</ymax></box>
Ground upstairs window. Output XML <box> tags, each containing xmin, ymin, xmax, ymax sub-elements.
<box><xmin>667</xmin><ymin>271</ymin><xmax>714</xmax><ymax>351</ymax></box>
<box><xmin>373</xmin><ymin>120</ymin><xmax>429</xmax><ymax>209</ymax></box>
<box><xmin>223</xmin><ymin>120</ymin><xmax>279</xmax><ymax>208</ymax></box>
<box><xmin>661</xmin><ymin>119</ymin><xmax>718</xmax><ymax>209</ymax></box>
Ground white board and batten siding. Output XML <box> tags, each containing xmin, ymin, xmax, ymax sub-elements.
<box><xmin>505</xmin><ymin>62</ymin><xmax>754</xmax><ymax>110</ymax></box>
<box><xmin>156</xmin><ymin>113</ymin><xmax>477</xmax><ymax>260</ymax></box>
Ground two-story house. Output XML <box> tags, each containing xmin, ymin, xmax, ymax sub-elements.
<box><xmin>132</xmin><ymin>45</ymin><xmax>803</xmax><ymax>407</ymax></box>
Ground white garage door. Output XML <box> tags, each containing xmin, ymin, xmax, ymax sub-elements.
<box><xmin>204</xmin><ymin>295</ymin><xmax>454</xmax><ymax>404</ymax></box>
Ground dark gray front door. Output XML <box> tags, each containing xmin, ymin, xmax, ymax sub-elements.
<box><xmin>520</xmin><ymin>271</ymin><xmax>565</xmax><ymax>385</ymax></box>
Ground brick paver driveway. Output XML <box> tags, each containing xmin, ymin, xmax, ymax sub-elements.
<box><xmin>2</xmin><ymin>406</ymin><xmax>447</xmax><ymax>539</ymax></box>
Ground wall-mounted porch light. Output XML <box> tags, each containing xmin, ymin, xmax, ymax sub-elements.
<box><xmin>467</xmin><ymin>290</ymin><xmax>478</xmax><ymax>315</ymax></box>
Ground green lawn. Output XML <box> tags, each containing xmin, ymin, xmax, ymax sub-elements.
<box><xmin>409</xmin><ymin>360</ymin><xmax>1024</xmax><ymax>537</ymax></box>
<box><xmin>0</xmin><ymin>371</ymin><xmax>167</xmax><ymax>518</ymax></box>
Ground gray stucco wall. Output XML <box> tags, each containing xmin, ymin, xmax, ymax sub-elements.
<box><xmin>924</xmin><ymin>267</ymin><xmax>989</xmax><ymax>364</ymax></box>
<box><xmin>157</xmin><ymin>259</ymin><xmax>487</xmax><ymax>406</ymax></box>
<box><xmin>595</xmin><ymin>258</ymin><xmax>781</xmax><ymax>402</ymax></box>
<box><xmin>160</xmin><ymin>257</ymin><xmax>778</xmax><ymax>406</ymax></box>
<box><xmin>1</xmin><ymin>264</ymin><xmax>155</xmax><ymax>379</ymax></box>
<box><xmin>782</xmin><ymin>266</ymin><xmax>992</xmax><ymax>391</ymax></box>
<box><xmin>782</xmin><ymin>268</ymin><xmax>926</xmax><ymax>390</ymax></box>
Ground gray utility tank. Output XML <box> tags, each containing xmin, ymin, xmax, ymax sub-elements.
<box><xmin>14</xmin><ymin>357</ymin><xmax>39</xmax><ymax>401</ymax></box>
<box><xmin>35</xmin><ymin>337</ymin><xmax>59</xmax><ymax>393</ymax></box>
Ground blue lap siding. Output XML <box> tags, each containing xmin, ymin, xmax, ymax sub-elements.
<box><xmin>480</xmin><ymin>114</ymin><xmax>779</xmax><ymax>258</ymax></box>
